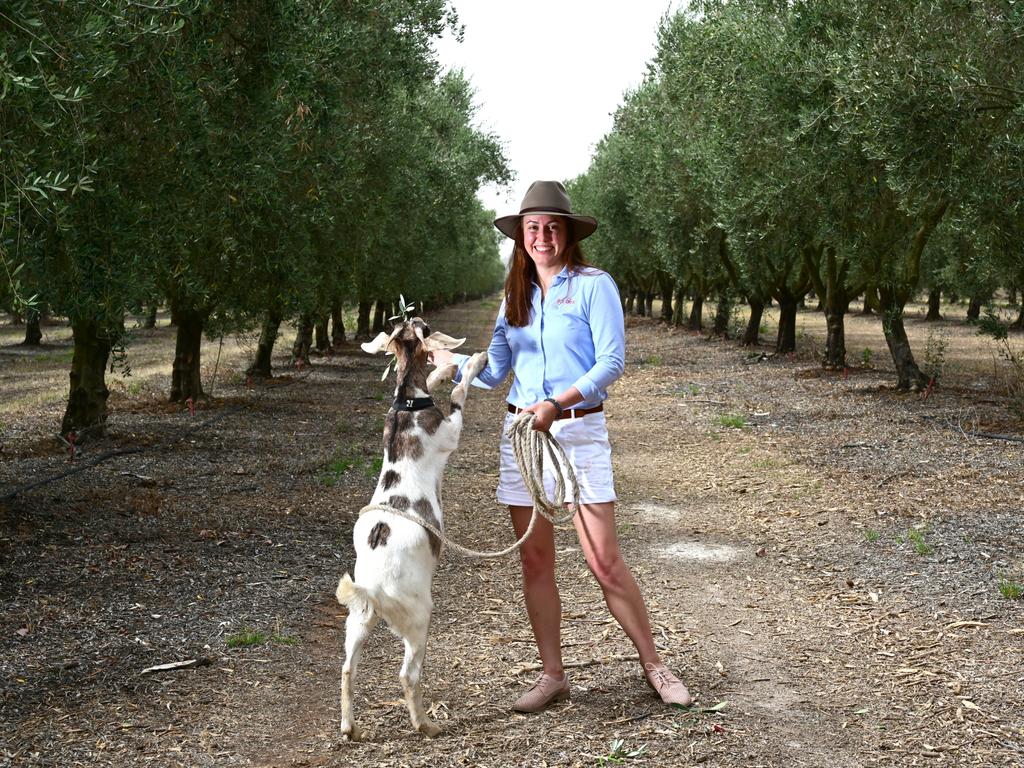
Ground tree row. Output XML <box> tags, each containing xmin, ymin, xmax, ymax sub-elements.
<box><xmin>1</xmin><ymin>0</ymin><xmax>509</xmax><ymax>438</ymax></box>
<box><xmin>572</xmin><ymin>0</ymin><xmax>1023</xmax><ymax>390</ymax></box>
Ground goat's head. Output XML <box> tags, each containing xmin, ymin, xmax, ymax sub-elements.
<box><xmin>361</xmin><ymin>318</ymin><xmax>464</xmax><ymax>388</ymax></box>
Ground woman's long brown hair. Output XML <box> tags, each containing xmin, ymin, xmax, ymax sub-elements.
<box><xmin>503</xmin><ymin>219</ymin><xmax>592</xmax><ymax>327</ymax></box>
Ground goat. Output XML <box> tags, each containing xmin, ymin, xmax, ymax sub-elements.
<box><xmin>335</xmin><ymin>317</ymin><xmax>487</xmax><ymax>740</ymax></box>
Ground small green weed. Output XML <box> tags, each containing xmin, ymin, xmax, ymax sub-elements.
<box><xmin>642</xmin><ymin>354</ymin><xmax>662</xmax><ymax>366</ymax></box>
<box><xmin>998</xmin><ymin>579</ymin><xmax>1023</xmax><ymax>600</ymax></box>
<box><xmin>364</xmin><ymin>456</ymin><xmax>383</xmax><ymax>479</ymax></box>
<box><xmin>127</xmin><ymin>380</ymin><xmax>143</xmax><ymax>396</ymax></box>
<box><xmin>861</xmin><ymin>347</ymin><xmax>873</xmax><ymax>367</ymax></box>
<box><xmin>716</xmin><ymin>413</ymin><xmax>747</xmax><ymax>429</ymax></box>
<box><xmin>907</xmin><ymin>527</ymin><xmax>934</xmax><ymax>556</ymax></box>
<box><xmin>594</xmin><ymin>738</ymin><xmax>648</xmax><ymax>765</ymax></box>
<box><xmin>922</xmin><ymin>330</ymin><xmax>948</xmax><ymax>384</ymax></box>
<box><xmin>864</xmin><ymin>529</ymin><xmax>881</xmax><ymax>543</ymax></box>
<box><xmin>678</xmin><ymin>383</ymin><xmax>701</xmax><ymax>397</ymax></box>
<box><xmin>752</xmin><ymin>457</ymin><xmax>783</xmax><ymax>469</ymax></box>
<box><xmin>977</xmin><ymin>311</ymin><xmax>1024</xmax><ymax>419</ymax></box>
<box><xmin>320</xmin><ymin>454</ymin><xmax>356</xmax><ymax>486</ymax></box>
<box><xmin>226</xmin><ymin>629</ymin><xmax>266</xmax><ymax>648</ymax></box>
<box><xmin>228</xmin><ymin>619</ymin><xmax>300</xmax><ymax>648</ymax></box>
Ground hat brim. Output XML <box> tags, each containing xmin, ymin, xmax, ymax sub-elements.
<box><xmin>494</xmin><ymin>211</ymin><xmax>598</xmax><ymax>242</ymax></box>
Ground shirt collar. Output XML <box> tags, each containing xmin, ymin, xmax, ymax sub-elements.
<box><xmin>532</xmin><ymin>265</ymin><xmax>572</xmax><ymax>291</ymax></box>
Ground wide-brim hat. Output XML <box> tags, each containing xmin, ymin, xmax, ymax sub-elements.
<box><xmin>494</xmin><ymin>180</ymin><xmax>598</xmax><ymax>241</ymax></box>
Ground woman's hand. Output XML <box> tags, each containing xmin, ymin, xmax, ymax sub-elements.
<box><xmin>524</xmin><ymin>400</ymin><xmax>560</xmax><ymax>432</ymax></box>
<box><xmin>429</xmin><ymin>348</ymin><xmax>456</xmax><ymax>367</ymax></box>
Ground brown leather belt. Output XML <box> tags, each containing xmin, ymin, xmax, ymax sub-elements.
<box><xmin>507</xmin><ymin>403</ymin><xmax>604</xmax><ymax>420</ymax></box>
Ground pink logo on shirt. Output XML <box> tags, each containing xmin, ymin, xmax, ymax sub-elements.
<box><xmin>556</xmin><ymin>296</ymin><xmax>575</xmax><ymax>306</ymax></box>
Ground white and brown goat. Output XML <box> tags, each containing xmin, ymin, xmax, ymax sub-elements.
<box><xmin>335</xmin><ymin>317</ymin><xmax>486</xmax><ymax>740</ymax></box>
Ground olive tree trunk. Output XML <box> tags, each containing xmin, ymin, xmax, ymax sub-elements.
<box><xmin>742</xmin><ymin>299</ymin><xmax>764</xmax><ymax>346</ymax></box>
<box><xmin>371</xmin><ymin>300</ymin><xmax>386</xmax><ymax>333</ymax></box>
<box><xmin>925</xmin><ymin>289</ymin><xmax>943</xmax><ymax>321</ymax></box>
<box><xmin>775</xmin><ymin>295</ymin><xmax>798</xmax><ymax>354</ymax></box>
<box><xmin>22</xmin><ymin>308</ymin><xmax>42</xmax><ymax>346</ymax></box>
<box><xmin>659</xmin><ymin>274</ymin><xmax>674</xmax><ymax>323</ymax></box>
<box><xmin>169</xmin><ymin>307</ymin><xmax>206</xmax><ymax>403</ymax></box>
<box><xmin>824</xmin><ymin>304</ymin><xmax>849</xmax><ymax>369</ymax></box>
<box><xmin>291</xmin><ymin>313</ymin><xmax>314</xmax><ymax>367</ymax></box>
<box><xmin>672</xmin><ymin>288</ymin><xmax>686</xmax><ymax>327</ymax></box>
<box><xmin>687</xmin><ymin>295</ymin><xmax>704</xmax><ymax>331</ymax></box>
<box><xmin>61</xmin><ymin>319</ymin><xmax>112</xmax><ymax>439</ymax></box>
<box><xmin>248</xmin><ymin>310</ymin><xmax>282</xmax><ymax>378</ymax></box>
<box><xmin>314</xmin><ymin>314</ymin><xmax>330</xmax><ymax>353</ymax></box>
<box><xmin>356</xmin><ymin>300</ymin><xmax>371</xmax><ymax>339</ymax></box>
<box><xmin>881</xmin><ymin>298</ymin><xmax>928</xmax><ymax>390</ymax></box>
<box><xmin>711</xmin><ymin>294</ymin><xmax>731</xmax><ymax>337</ymax></box>
<box><xmin>331</xmin><ymin>304</ymin><xmax>346</xmax><ymax>346</ymax></box>
<box><xmin>966</xmin><ymin>295</ymin><xmax>983</xmax><ymax>322</ymax></box>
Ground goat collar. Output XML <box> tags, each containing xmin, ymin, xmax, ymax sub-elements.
<box><xmin>392</xmin><ymin>396</ymin><xmax>436</xmax><ymax>412</ymax></box>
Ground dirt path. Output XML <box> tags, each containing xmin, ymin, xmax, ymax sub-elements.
<box><xmin>2</xmin><ymin>298</ymin><xmax>1022</xmax><ymax>767</ymax></box>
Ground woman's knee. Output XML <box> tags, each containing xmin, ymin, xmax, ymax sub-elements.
<box><xmin>519</xmin><ymin>543</ymin><xmax>556</xmax><ymax>582</ymax></box>
<box><xmin>585</xmin><ymin>550</ymin><xmax>628</xmax><ymax>590</ymax></box>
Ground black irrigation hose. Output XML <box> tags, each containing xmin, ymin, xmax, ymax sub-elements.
<box><xmin>2</xmin><ymin>368</ymin><xmax>315</xmax><ymax>503</ymax></box>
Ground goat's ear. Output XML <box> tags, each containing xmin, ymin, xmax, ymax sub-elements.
<box><xmin>422</xmin><ymin>332</ymin><xmax>466</xmax><ymax>352</ymax></box>
<box><xmin>360</xmin><ymin>332</ymin><xmax>393</xmax><ymax>355</ymax></box>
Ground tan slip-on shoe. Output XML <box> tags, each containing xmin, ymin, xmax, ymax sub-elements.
<box><xmin>644</xmin><ymin>663</ymin><xmax>693</xmax><ymax>707</ymax></box>
<box><xmin>512</xmin><ymin>672</ymin><xmax>570</xmax><ymax>713</ymax></box>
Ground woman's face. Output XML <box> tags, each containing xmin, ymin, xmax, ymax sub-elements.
<box><xmin>521</xmin><ymin>214</ymin><xmax>568</xmax><ymax>271</ymax></box>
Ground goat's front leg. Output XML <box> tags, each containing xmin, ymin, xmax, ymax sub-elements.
<box><xmin>340</xmin><ymin>610</ymin><xmax>378</xmax><ymax>741</ymax></box>
<box><xmin>450</xmin><ymin>351</ymin><xmax>488</xmax><ymax>410</ymax></box>
<box><xmin>400</xmin><ymin>622</ymin><xmax>441</xmax><ymax>737</ymax></box>
<box><xmin>426</xmin><ymin>362</ymin><xmax>457</xmax><ymax>394</ymax></box>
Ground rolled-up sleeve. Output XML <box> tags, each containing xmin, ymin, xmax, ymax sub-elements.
<box><xmin>572</xmin><ymin>273</ymin><xmax>625</xmax><ymax>401</ymax></box>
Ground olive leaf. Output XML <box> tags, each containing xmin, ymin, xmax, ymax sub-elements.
<box><xmin>388</xmin><ymin>294</ymin><xmax>417</xmax><ymax>324</ymax></box>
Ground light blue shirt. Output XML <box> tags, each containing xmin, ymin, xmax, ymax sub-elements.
<box><xmin>454</xmin><ymin>266</ymin><xmax>626</xmax><ymax>408</ymax></box>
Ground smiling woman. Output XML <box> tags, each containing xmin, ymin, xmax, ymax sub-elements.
<box><xmin>430</xmin><ymin>180</ymin><xmax>693</xmax><ymax>713</ymax></box>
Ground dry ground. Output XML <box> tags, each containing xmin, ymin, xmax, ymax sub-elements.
<box><xmin>1</xmin><ymin>297</ymin><xmax>1022</xmax><ymax>768</ymax></box>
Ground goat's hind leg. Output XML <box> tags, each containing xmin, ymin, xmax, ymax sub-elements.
<box><xmin>400</xmin><ymin>623</ymin><xmax>441</xmax><ymax>737</ymax></box>
<box><xmin>340</xmin><ymin>610</ymin><xmax>378</xmax><ymax>741</ymax></box>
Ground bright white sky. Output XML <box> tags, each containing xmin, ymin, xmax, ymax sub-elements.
<box><xmin>433</xmin><ymin>1</ymin><xmax>683</xmax><ymax>224</ymax></box>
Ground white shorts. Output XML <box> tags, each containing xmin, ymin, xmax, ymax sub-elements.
<box><xmin>496</xmin><ymin>409</ymin><xmax>618</xmax><ymax>506</ymax></box>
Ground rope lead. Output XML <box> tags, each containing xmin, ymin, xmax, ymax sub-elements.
<box><xmin>359</xmin><ymin>411</ymin><xmax>581</xmax><ymax>558</ymax></box>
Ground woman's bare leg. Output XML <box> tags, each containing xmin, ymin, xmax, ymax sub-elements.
<box><xmin>573</xmin><ymin>501</ymin><xmax>661</xmax><ymax>666</ymax></box>
<box><xmin>509</xmin><ymin>505</ymin><xmax>563</xmax><ymax>676</ymax></box>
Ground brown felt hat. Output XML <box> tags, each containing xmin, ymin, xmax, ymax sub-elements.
<box><xmin>493</xmin><ymin>180</ymin><xmax>598</xmax><ymax>241</ymax></box>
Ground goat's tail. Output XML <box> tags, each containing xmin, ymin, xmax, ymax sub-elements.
<box><xmin>335</xmin><ymin>573</ymin><xmax>380</xmax><ymax>616</ymax></box>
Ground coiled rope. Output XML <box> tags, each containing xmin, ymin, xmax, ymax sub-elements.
<box><xmin>358</xmin><ymin>411</ymin><xmax>581</xmax><ymax>558</ymax></box>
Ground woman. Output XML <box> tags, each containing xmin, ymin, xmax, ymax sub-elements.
<box><xmin>432</xmin><ymin>180</ymin><xmax>691</xmax><ymax>712</ymax></box>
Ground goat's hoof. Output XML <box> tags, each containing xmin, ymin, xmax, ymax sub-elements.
<box><xmin>340</xmin><ymin>724</ymin><xmax>363</xmax><ymax>742</ymax></box>
<box><xmin>467</xmin><ymin>351</ymin><xmax>487</xmax><ymax>377</ymax></box>
<box><xmin>417</xmin><ymin>720</ymin><xmax>442</xmax><ymax>738</ymax></box>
